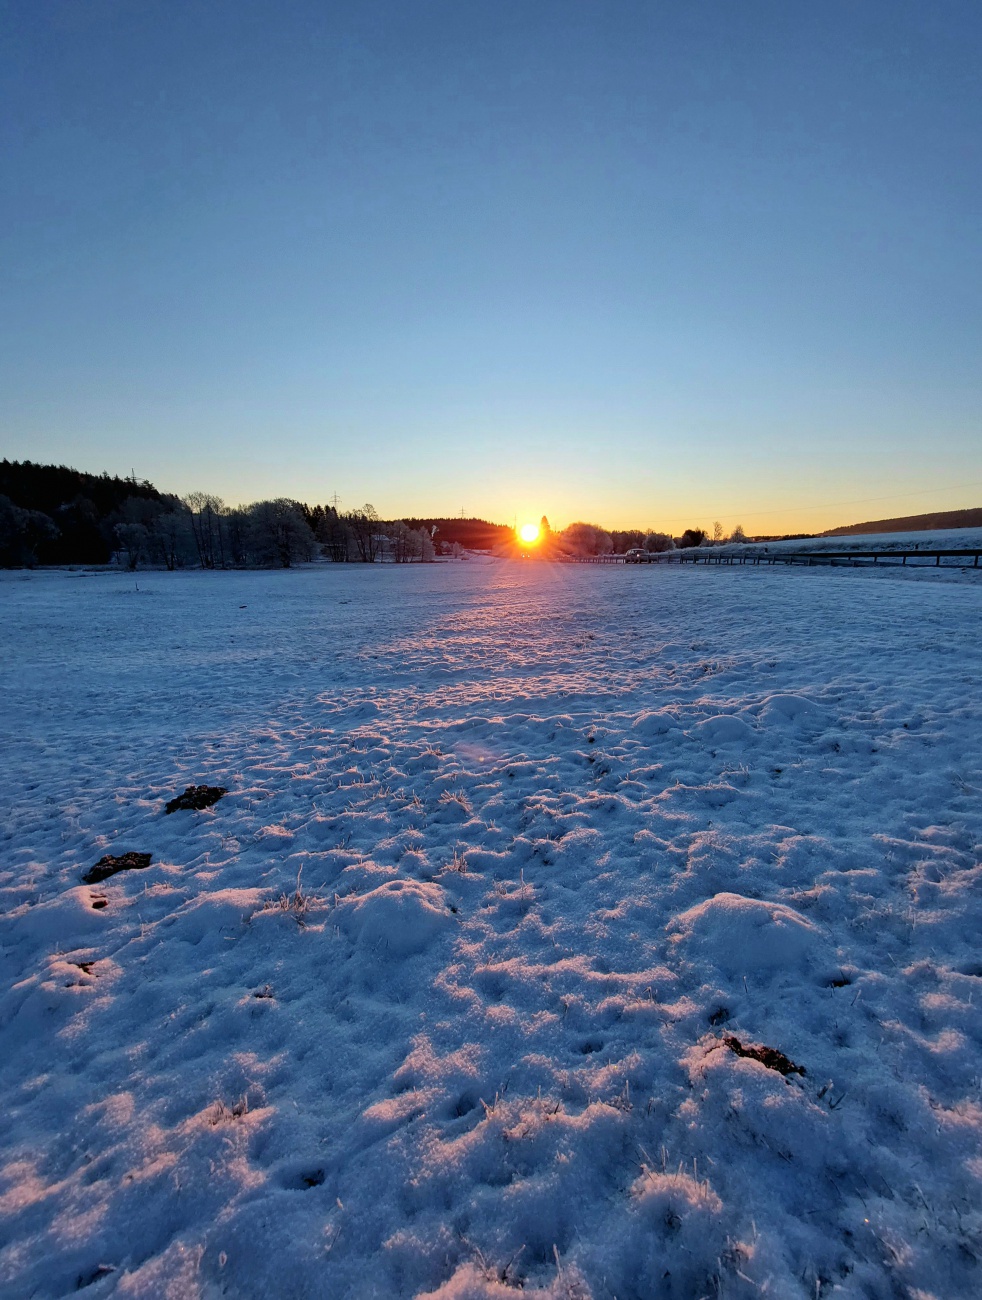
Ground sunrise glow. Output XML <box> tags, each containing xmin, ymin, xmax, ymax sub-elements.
<box><xmin>519</xmin><ymin>523</ymin><xmax>541</xmax><ymax>545</ymax></box>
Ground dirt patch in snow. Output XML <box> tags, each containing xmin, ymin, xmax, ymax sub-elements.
<box><xmin>723</xmin><ymin>1035</ymin><xmax>805</xmax><ymax>1077</ymax></box>
<box><xmin>81</xmin><ymin>851</ymin><xmax>152</xmax><ymax>884</ymax></box>
<box><xmin>165</xmin><ymin>784</ymin><xmax>228</xmax><ymax>813</ymax></box>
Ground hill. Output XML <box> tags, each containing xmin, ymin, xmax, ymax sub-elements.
<box><xmin>402</xmin><ymin>517</ymin><xmax>514</xmax><ymax>551</ymax></box>
<box><xmin>822</xmin><ymin>506</ymin><xmax>982</xmax><ymax>537</ymax></box>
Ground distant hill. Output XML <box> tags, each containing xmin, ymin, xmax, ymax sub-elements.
<box><xmin>822</xmin><ymin>506</ymin><xmax>982</xmax><ymax>537</ymax></box>
<box><xmin>402</xmin><ymin>517</ymin><xmax>514</xmax><ymax>551</ymax></box>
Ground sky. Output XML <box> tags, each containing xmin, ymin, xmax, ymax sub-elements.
<box><xmin>1</xmin><ymin>0</ymin><xmax>980</xmax><ymax>535</ymax></box>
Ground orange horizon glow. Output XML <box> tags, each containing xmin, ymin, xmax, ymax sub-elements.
<box><xmin>518</xmin><ymin>522</ymin><xmax>541</xmax><ymax>545</ymax></box>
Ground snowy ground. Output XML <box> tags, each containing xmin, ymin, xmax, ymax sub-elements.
<box><xmin>2</xmin><ymin>560</ymin><xmax>981</xmax><ymax>1300</ymax></box>
<box><xmin>715</xmin><ymin>526</ymin><xmax>982</xmax><ymax>561</ymax></box>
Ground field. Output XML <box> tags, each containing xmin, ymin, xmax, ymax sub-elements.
<box><xmin>716</xmin><ymin>525</ymin><xmax>982</xmax><ymax>560</ymax></box>
<box><xmin>2</xmin><ymin>560</ymin><xmax>982</xmax><ymax>1299</ymax></box>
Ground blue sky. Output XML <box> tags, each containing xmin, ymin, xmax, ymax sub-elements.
<box><xmin>2</xmin><ymin>0</ymin><xmax>980</xmax><ymax>532</ymax></box>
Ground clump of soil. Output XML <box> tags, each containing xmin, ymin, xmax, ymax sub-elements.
<box><xmin>82</xmin><ymin>852</ymin><xmax>152</xmax><ymax>885</ymax></box>
<box><xmin>165</xmin><ymin>785</ymin><xmax>228</xmax><ymax>814</ymax></box>
<box><xmin>723</xmin><ymin>1035</ymin><xmax>805</xmax><ymax>1077</ymax></box>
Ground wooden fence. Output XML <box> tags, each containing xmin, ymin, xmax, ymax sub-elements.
<box><xmin>561</xmin><ymin>549</ymin><xmax>982</xmax><ymax>569</ymax></box>
<box><xmin>662</xmin><ymin>548</ymin><xmax>982</xmax><ymax>569</ymax></box>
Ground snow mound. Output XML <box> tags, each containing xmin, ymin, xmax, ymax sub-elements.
<box><xmin>618</xmin><ymin>1168</ymin><xmax>727</xmax><ymax>1292</ymax></box>
<box><xmin>758</xmin><ymin>693</ymin><xmax>830</xmax><ymax>728</ymax></box>
<box><xmin>670</xmin><ymin>892</ymin><xmax>826</xmax><ymax>976</ymax></box>
<box><xmin>631</xmin><ymin>709</ymin><xmax>680</xmax><ymax>736</ymax></box>
<box><xmin>419</xmin><ymin>1261</ymin><xmax>591</xmax><ymax>1299</ymax></box>
<box><xmin>337</xmin><ymin>878</ymin><xmax>451</xmax><ymax>956</ymax></box>
<box><xmin>693</xmin><ymin>714</ymin><xmax>755</xmax><ymax>744</ymax></box>
<box><xmin>0</xmin><ymin>887</ymin><xmax>110</xmax><ymax>951</ymax></box>
<box><xmin>631</xmin><ymin>1166</ymin><xmax>722</xmax><ymax>1222</ymax></box>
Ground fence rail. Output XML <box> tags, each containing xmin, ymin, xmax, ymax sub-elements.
<box><xmin>558</xmin><ymin>553</ymin><xmax>627</xmax><ymax>564</ymax></box>
<box><xmin>659</xmin><ymin>548</ymin><xmax>982</xmax><ymax>569</ymax></box>
<box><xmin>559</xmin><ymin>548</ymin><xmax>982</xmax><ymax>568</ymax></box>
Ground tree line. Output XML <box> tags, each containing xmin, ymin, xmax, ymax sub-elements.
<box><xmin>0</xmin><ymin>460</ymin><xmax>754</xmax><ymax>569</ymax></box>
<box><xmin>0</xmin><ymin>461</ymin><xmax>441</xmax><ymax>569</ymax></box>
<box><xmin>513</xmin><ymin>517</ymin><xmax>750</xmax><ymax>558</ymax></box>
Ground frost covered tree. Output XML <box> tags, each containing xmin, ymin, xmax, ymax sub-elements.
<box><xmin>107</xmin><ymin>496</ymin><xmax>193</xmax><ymax>570</ymax></box>
<box><xmin>729</xmin><ymin>524</ymin><xmax>748</xmax><ymax>543</ymax></box>
<box><xmin>643</xmin><ymin>532</ymin><xmax>675</xmax><ymax>553</ymax></box>
<box><xmin>0</xmin><ymin>494</ymin><xmax>59</xmax><ymax>566</ymax></box>
<box><xmin>345</xmin><ymin>504</ymin><xmax>382</xmax><ymax>562</ymax></box>
<box><xmin>389</xmin><ymin>522</ymin><xmax>435</xmax><ymax>562</ymax></box>
<box><xmin>611</xmin><ymin>529</ymin><xmax>646</xmax><ymax>554</ymax></box>
<box><xmin>558</xmin><ymin>522</ymin><xmax>613</xmax><ymax>557</ymax></box>
<box><xmin>114</xmin><ymin>519</ymin><xmax>149</xmax><ymax>569</ymax></box>
<box><xmin>183</xmin><ymin>493</ymin><xmax>229</xmax><ymax>569</ymax></box>
<box><xmin>246</xmin><ymin>499</ymin><xmax>316</xmax><ymax>567</ymax></box>
<box><xmin>389</xmin><ymin>521</ymin><xmax>415</xmax><ymax>563</ymax></box>
<box><xmin>416</xmin><ymin>526</ymin><xmax>435</xmax><ymax>561</ymax></box>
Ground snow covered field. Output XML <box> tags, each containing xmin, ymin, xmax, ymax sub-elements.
<box><xmin>718</xmin><ymin>526</ymin><xmax>982</xmax><ymax>560</ymax></box>
<box><xmin>2</xmin><ymin>560</ymin><xmax>981</xmax><ymax>1299</ymax></box>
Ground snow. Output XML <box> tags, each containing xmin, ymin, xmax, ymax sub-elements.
<box><xmin>669</xmin><ymin>893</ymin><xmax>829</xmax><ymax>977</ymax></box>
<box><xmin>719</xmin><ymin>525</ymin><xmax>982</xmax><ymax>559</ymax></box>
<box><xmin>337</xmin><ymin>878</ymin><xmax>452</xmax><ymax>957</ymax></box>
<box><xmin>1</xmin><ymin>560</ymin><xmax>981</xmax><ymax>1298</ymax></box>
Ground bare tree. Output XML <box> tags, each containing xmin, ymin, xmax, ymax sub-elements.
<box><xmin>183</xmin><ymin>493</ymin><xmax>229</xmax><ymax>568</ymax></box>
<box><xmin>345</xmin><ymin>504</ymin><xmax>381</xmax><ymax>562</ymax></box>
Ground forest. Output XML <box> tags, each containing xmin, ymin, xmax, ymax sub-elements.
<box><xmin>0</xmin><ymin>462</ymin><xmax>434</xmax><ymax>569</ymax></box>
<box><xmin>0</xmin><ymin>460</ymin><xmax>719</xmax><ymax>568</ymax></box>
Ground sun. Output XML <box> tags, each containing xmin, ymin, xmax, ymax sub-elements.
<box><xmin>519</xmin><ymin>522</ymin><xmax>541</xmax><ymax>545</ymax></box>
